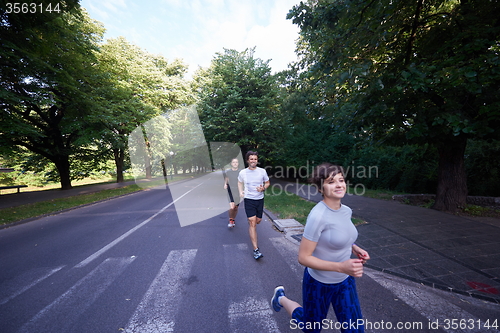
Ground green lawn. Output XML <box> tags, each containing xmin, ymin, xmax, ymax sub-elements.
<box><xmin>264</xmin><ymin>185</ymin><xmax>365</xmax><ymax>225</ymax></box>
<box><xmin>0</xmin><ymin>184</ymin><xmax>143</xmax><ymax>226</ymax></box>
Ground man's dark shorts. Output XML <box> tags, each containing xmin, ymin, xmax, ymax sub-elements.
<box><xmin>244</xmin><ymin>198</ymin><xmax>264</xmax><ymax>218</ymax></box>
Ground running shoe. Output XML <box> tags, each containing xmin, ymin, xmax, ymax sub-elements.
<box><xmin>271</xmin><ymin>286</ymin><xmax>285</xmax><ymax>312</ymax></box>
<box><xmin>253</xmin><ymin>248</ymin><xmax>263</xmax><ymax>260</ymax></box>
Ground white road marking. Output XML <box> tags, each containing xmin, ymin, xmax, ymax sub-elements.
<box><xmin>0</xmin><ymin>266</ymin><xmax>64</xmax><ymax>305</ymax></box>
<box><xmin>18</xmin><ymin>257</ymin><xmax>135</xmax><ymax>333</ymax></box>
<box><xmin>74</xmin><ymin>183</ymin><xmax>203</xmax><ymax>268</ymax></box>
<box><xmin>270</xmin><ymin>236</ymin><xmax>304</xmax><ymax>280</ymax></box>
<box><xmin>223</xmin><ymin>243</ymin><xmax>282</xmax><ymax>333</ymax></box>
<box><xmin>228</xmin><ymin>297</ymin><xmax>281</xmax><ymax>333</ymax></box>
<box><xmin>123</xmin><ymin>249</ymin><xmax>198</xmax><ymax>333</ymax></box>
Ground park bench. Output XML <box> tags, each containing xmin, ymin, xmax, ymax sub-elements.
<box><xmin>0</xmin><ymin>185</ymin><xmax>28</xmax><ymax>194</ymax></box>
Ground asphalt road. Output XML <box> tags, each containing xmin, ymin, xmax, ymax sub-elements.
<box><xmin>0</xmin><ymin>174</ymin><xmax>498</xmax><ymax>332</ymax></box>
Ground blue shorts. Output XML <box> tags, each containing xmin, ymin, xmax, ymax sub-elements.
<box><xmin>243</xmin><ymin>198</ymin><xmax>264</xmax><ymax>218</ymax></box>
<box><xmin>291</xmin><ymin>268</ymin><xmax>364</xmax><ymax>333</ymax></box>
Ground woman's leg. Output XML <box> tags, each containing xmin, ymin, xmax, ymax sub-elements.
<box><xmin>330</xmin><ymin>276</ymin><xmax>364</xmax><ymax>333</ymax></box>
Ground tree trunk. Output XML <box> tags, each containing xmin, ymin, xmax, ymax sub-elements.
<box><xmin>432</xmin><ymin>135</ymin><xmax>468</xmax><ymax>213</ymax></box>
<box><xmin>113</xmin><ymin>148</ymin><xmax>125</xmax><ymax>183</ymax></box>
<box><xmin>144</xmin><ymin>154</ymin><xmax>152</xmax><ymax>179</ymax></box>
<box><xmin>55</xmin><ymin>157</ymin><xmax>73</xmax><ymax>190</ymax></box>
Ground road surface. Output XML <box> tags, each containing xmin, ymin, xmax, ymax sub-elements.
<box><xmin>0</xmin><ymin>174</ymin><xmax>498</xmax><ymax>332</ymax></box>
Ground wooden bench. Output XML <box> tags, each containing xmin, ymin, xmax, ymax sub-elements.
<box><xmin>0</xmin><ymin>185</ymin><xmax>28</xmax><ymax>193</ymax></box>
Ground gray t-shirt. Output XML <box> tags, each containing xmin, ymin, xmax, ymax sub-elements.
<box><xmin>303</xmin><ymin>201</ymin><xmax>358</xmax><ymax>284</ymax></box>
<box><xmin>238</xmin><ymin>167</ymin><xmax>269</xmax><ymax>200</ymax></box>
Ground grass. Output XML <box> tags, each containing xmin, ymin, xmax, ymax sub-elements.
<box><xmin>0</xmin><ymin>184</ymin><xmax>143</xmax><ymax>226</ymax></box>
<box><xmin>359</xmin><ymin>188</ymin><xmax>405</xmax><ymax>201</ymax></box>
<box><xmin>264</xmin><ymin>185</ymin><xmax>365</xmax><ymax>226</ymax></box>
<box><xmin>0</xmin><ymin>175</ymin><xmax>131</xmax><ymax>195</ymax></box>
<box><xmin>0</xmin><ymin>174</ymin><xmax>197</xmax><ymax>226</ymax></box>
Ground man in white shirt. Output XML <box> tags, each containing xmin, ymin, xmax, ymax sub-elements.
<box><xmin>238</xmin><ymin>151</ymin><xmax>270</xmax><ymax>259</ymax></box>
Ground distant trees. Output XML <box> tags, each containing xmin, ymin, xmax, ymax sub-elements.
<box><xmin>0</xmin><ymin>4</ymin><xmax>191</xmax><ymax>187</ymax></box>
<box><xmin>0</xmin><ymin>4</ymin><xmax>105</xmax><ymax>189</ymax></box>
<box><xmin>96</xmin><ymin>37</ymin><xmax>191</xmax><ymax>182</ymax></box>
<box><xmin>194</xmin><ymin>48</ymin><xmax>283</xmax><ymax>162</ymax></box>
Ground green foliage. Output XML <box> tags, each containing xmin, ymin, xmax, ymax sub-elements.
<box><xmin>288</xmin><ymin>0</ymin><xmax>500</xmax><ymax>143</ymax></box>
<box><xmin>286</xmin><ymin>0</ymin><xmax>500</xmax><ymax>211</ymax></box>
<box><xmin>194</xmin><ymin>48</ymin><xmax>283</xmax><ymax>162</ymax></box>
<box><xmin>465</xmin><ymin>139</ymin><xmax>500</xmax><ymax>196</ymax></box>
<box><xmin>265</xmin><ymin>185</ymin><xmax>317</xmax><ymax>224</ymax></box>
<box><xmin>0</xmin><ymin>5</ymin><xmax>193</xmax><ymax>187</ymax></box>
<box><xmin>344</xmin><ymin>144</ymin><xmax>438</xmax><ymax>194</ymax></box>
<box><xmin>95</xmin><ymin>37</ymin><xmax>192</xmax><ymax>181</ymax></box>
<box><xmin>0</xmin><ymin>6</ymin><xmax>106</xmax><ymax>189</ymax></box>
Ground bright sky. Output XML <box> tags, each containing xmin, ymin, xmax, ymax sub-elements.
<box><xmin>80</xmin><ymin>0</ymin><xmax>302</xmax><ymax>78</ymax></box>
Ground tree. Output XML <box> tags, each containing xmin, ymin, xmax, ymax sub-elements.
<box><xmin>95</xmin><ymin>37</ymin><xmax>192</xmax><ymax>182</ymax></box>
<box><xmin>0</xmin><ymin>3</ymin><xmax>106</xmax><ymax>189</ymax></box>
<box><xmin>288</xmin><ymin>0</ymin><xmax>500</xmax><ymax>212</ymax></box>
<box><xmin>194</xmin><ymin>48</ymin><xmax>282</xmax><ymax>162</ymax></box>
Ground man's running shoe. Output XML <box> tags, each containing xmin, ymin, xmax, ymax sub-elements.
<box><xmin>228</xmin><ymin>219</ymin><xmax>235</xmax><ymax>228</ymax></box>
<box><xmin>271</xmin><ymin>286</ymin><xmax>285</xmax><ymax>312</ymax></box>
<box><xmin>253</xmin><ymin>248</ymin><xmax>263</xmax><ymax>260</ymax></box>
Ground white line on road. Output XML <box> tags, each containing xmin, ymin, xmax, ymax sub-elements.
<box><xmin>270</xmin><ymin>236</ymin><xmax>304</xmax><ymax>280</ymax></box>
<box><xmin>74</xmin><ymin>182</ymin><xmax>204</xmax><ymax>268</ymax></box>
<box><xmin>18</xmin><ymin>257</ymin><xmax>135</xmax><ymax>333</ymax></box>
<box><xmin>0</xmin><ymin>266</ymin><xmax>64</xmax><ymax>306</ymax></box>
<box><xmin>223</xmin><ymin>243</ymin><xmax>282</xmax><ymax>333</ymax></box>
<box><xmin>123</xmin><ymin>249</ymin><xmax>198</xmax><ymax>333</ymax></box>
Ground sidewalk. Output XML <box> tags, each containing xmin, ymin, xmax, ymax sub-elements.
<box><xmin>267</xmin><ymin>178</ymin><xmax>500</xmax><ymax>304</ymax></box>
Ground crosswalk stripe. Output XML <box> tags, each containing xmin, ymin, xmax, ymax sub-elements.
<box><xmin>364</xmin><ymin>269</ymin><xmax>500</xmax><ymax>333</ymax></box>
<box><xmin>223</xmin><ymin>243</ymin><xmax>282</xmax><ymax>333</ymax></box>
<box><xmin>228</xmin><ymin>297</ymin><xmax>280</xmax><ymax>332</ymax></box>
<box><xmin>0</xmin><ymin>266</ymin><xmax>64</xmax><ymax>306</ymax></box>
<box><xmin>123</xmin><ymin>249</ymin><xmax>198</xmax><ymax>333</ymax></box>
<box><xmin>270</xmin><ymin>236</ymin><xmax>304</xmax><ymax>280</ymax></box>
<box><xmin>4</xmin><ymin>236</ymin><xmax>498</xmax><ymax>333</ymax></box>
<box><xmin>18</xmin><ymin>257</ymin><xmax>135</xmax><ymax>333</ymax></box>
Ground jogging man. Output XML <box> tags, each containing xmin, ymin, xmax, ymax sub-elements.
<box><xmin>238</xmin><ymin>151</ymin><xmax>270</xmax><ymax>260</ymax></box>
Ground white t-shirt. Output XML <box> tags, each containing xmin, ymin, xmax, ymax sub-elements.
<box><xmin>303</xmin><ymin>201</ymin><xmax>358</xmax><ymax>284</ymax></box>
<box><xmin>238</xmin><ymin>167</ymin><xmax>269</xmax><ymax>200</ymax></box>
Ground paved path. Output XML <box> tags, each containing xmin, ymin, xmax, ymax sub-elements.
<box><xmin>3</xmin><ymin>177</ymin><xmax>500</xmax><ymax>333</ymax></box>
<box><xmin>2</xmin><ymin>177</ymin><xmax>500</xmax><ymax>304</ymax></box>
<box><xmin>269</xmin><ymin>178</ymin><xmax>500</xmax><ymax>304</ymax></box>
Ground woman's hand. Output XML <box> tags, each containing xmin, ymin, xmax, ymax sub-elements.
<box><xmin>339</xmin><ymin>259</ymin><xmax>364</xmax><ymax>277</ymax></box>
<box><xmin>352</xmin><ymin>244</ymin><xmax>370</xmax><ymax>264</ymax></box>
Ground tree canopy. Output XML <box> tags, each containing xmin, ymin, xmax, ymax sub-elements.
<box><xmin>95</xmin><ymin>37</ymin><xmax>191</xmax><ymax>182</ymax></box>
<box><xmin>0</xmin><ymin>3</ymin><xmax>105</xmax><ymax>189</ymax></box>
<box><xmin>194</xmin><ymin>48</ymin><xmax>283</xmax><ymax>163</ymax></box>
<box><xmin>287</xmin><ymin>0</ymin><xmax>500</xmax><ymax>212</ymax></box>
<box><xmin>0</xmin><ymin>3</ymin><xmax>192</xmax><ymax>188</ymax></box>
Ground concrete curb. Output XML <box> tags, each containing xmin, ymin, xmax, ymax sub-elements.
<box><xmin>264</xmin><ymin>209</ymin><xmax>304</xmax><ymax>247</ymax></box>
